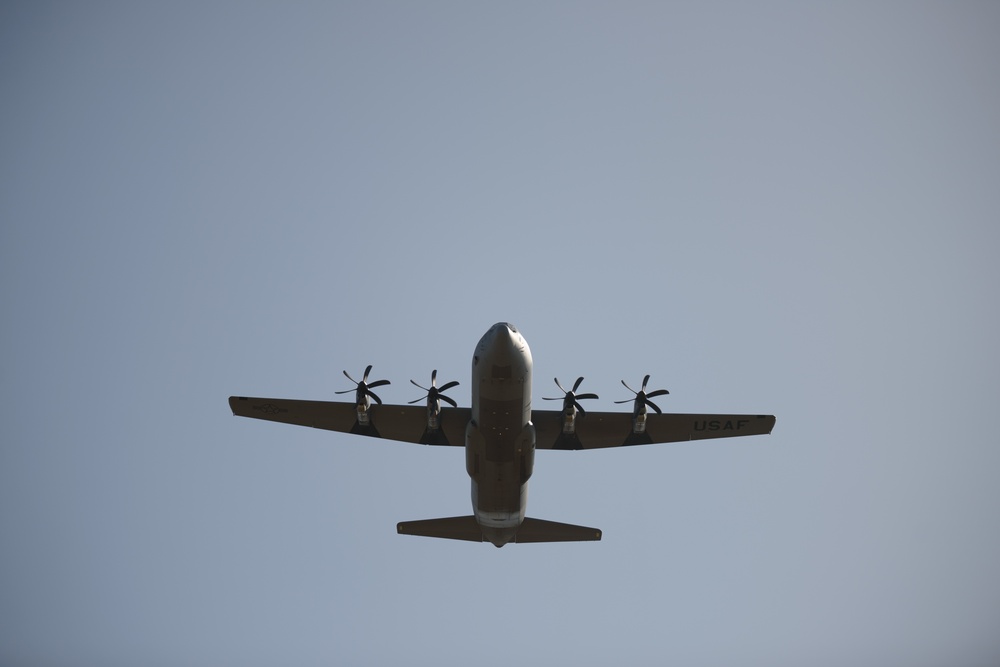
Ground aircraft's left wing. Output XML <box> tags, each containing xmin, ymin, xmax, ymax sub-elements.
<box><xmin>229</xmin><ymin>396</ymin><xmax>469</xmax><ymax>446</ymax></box>
<box><xmin>533</xmin><ymin>410</ymin><xmax>775</xmax><ymax>450</ymax></box>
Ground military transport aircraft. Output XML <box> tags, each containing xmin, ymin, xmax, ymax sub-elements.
<box><xmin>229</xmin><ymin>322</ymin><xmax>775</xmax><ymax>547</ymax></box>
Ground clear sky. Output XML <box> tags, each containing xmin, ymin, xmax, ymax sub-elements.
<box><xmin>2</xmin><ymin>2</ymin><xmax>998</xmax><ymax>666</ymax></box>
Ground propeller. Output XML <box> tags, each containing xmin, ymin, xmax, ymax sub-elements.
<box><xmin>409</xmin><ymin>369</ymin><xmax>459</xmax><ymax>410</ymax></box>
<box><xmin>543</xmin><ymin>377</ymin><xmax>599</xmax><ymax>415</ymax></box>
<box><xmin>615</xmin><ymin>374</ymin><xmax>669</xmax><ymax>414</ymax></box>
<box><xmin>336</xmin><ymin>364</ymin><xmax>390</xmax><ymax>405</ymax></box>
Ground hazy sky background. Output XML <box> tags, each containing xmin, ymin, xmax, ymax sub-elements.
<box><xmin>2</xmin><ymin>3</ymin><xmax>998</xmax><ymax>666</ymax></box>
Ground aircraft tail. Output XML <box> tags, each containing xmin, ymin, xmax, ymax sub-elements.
<box><xmin>397</xmin><ymin>516</ymin><xmax>484</xmax><ymax>542</ymax></box>
<box><xmin>396</xmin><ymin>516</ymin><xmax>601</xmax><ymax>543</ymax></box>
<box><xmin>514</xmin><ymin>517</ymin><xmax>602</xmax><ymax>543</ymax></box>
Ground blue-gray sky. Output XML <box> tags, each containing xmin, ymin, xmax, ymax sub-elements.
<box><xmin>2</xmin><ymin>3</ymin><xmax>999</xmax><ymax>666</ymax></box>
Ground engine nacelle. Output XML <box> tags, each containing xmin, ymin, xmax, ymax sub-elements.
<box><xmin>425</xmin><ymin>399</ymin><xmax>441</xmax><ymax>429</ymax></box>
<box><xmin>632</xmin><ymin>410</ymin><xmax>647</xmax><ymax>434</ymax></box>
<box><xmin>356</xmin><ymin>402</ymin><xmax>371</xmax><ymax>426</ymax></box>
<box><xmin>561</xmin><ymin>407</ymin><xmax>578</xmax><ymax>435</ymax></box>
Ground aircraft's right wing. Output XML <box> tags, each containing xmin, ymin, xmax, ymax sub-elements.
<box><xmin>229</xmin><ymin>396</ymin><xmax>469</xmax><ymax>446</ymax></box>
<box><xmin>533</xmin><ymin>410</ymin><xmax>775</xmax><ymax>450</ymax></box>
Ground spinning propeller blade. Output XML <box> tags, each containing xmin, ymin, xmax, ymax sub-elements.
<box><xmin>543</xmin><ymin>377</ymin><xmax>599</xmax><ymax>415</ymax></box>
<box><xmin>409</xmin><ymin>369</ymin><xmax>459</xmax><ymax>409</ymax></box>
<box><xmin>336</xmin><ymin>365</ymin><xmax>390</xmax><ymax>405</ymax></box>
<box><xmin>615</xmin><ymin>374</ymin><xmax>669</xmax><ymax>414</ymax></box>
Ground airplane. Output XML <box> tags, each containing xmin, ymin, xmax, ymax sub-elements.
<box><xmin>229</xmin><ymin>322</ymin><xmax>775</xmax><ymax>547</ymax></box>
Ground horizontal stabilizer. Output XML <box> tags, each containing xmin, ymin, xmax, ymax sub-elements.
<box><xmin>514</xmin><ymin>518</ymin><xmax>602</xmax><ymax>543</ymax></box>
<box><xmin>397</xmin><ymin>516</ymin><xmax>602</xmax><ymax>544</ymax></box>
<box><xmin>397</xmin><ymin>516</ymin><xmax>484</xmax><ymax>542</ymax></box>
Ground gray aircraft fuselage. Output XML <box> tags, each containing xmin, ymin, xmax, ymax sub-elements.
<box><xmin>466</xmin><ymin>322</ymin><xmax>535</xmax><ymax>547</ymax></box>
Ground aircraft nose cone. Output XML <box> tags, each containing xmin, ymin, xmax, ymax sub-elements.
<box><xmin>485</xmin><ymin>323</ymin><xmax>517</xmax><ymax>362</ymax></box>
<box><xmin>474</xmin><ymin>322</ymin><xmax>529</xmax><ymax>371</ymax></box>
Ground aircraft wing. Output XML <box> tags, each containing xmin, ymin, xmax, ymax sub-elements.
<box><xmin>533</xmin><ymin>410</ymin><xmax>775</xmax><ymax>450</ymax></box>
<box><xmin>228</xmin><ymin>396</ymin><xmax>469</xmax><ymax>446</ymax></box>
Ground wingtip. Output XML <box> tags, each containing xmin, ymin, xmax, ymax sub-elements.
<box><xmin>228</xmin><ymin>395</ymin><xmax>246</xmax><ymax>415</ymax></box>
